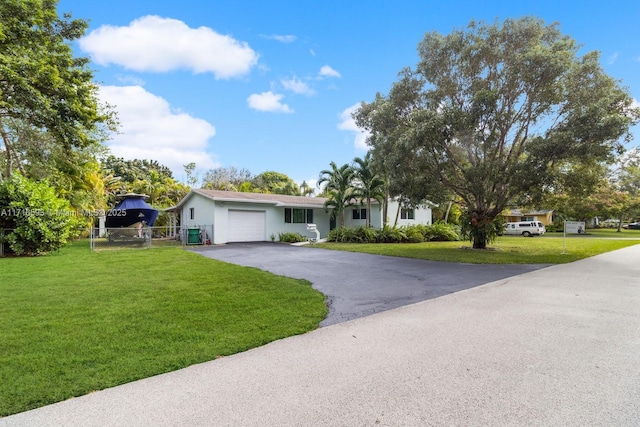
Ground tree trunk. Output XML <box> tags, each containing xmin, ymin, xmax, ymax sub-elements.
<box><xmin>617</xmin><ymin>212</ymin><xmax>624</xmax><ymax>233</ymax></box>
<box><xmin>0</xmin><ymin>123</ymin><xmax>12</xmax><ymax>180</ymax></box>
<box><xmin>471</xmin><ymin>210</ymin><xmax>488</xmax><ymax>249</ymax></box>
<box><xmin>444</xmin><ymin>200</ymin><xmax>453</xmax><ymax>223</ymax></box>
<box><xmin>472</xmin><ymin>231</ymin><xmax>487</xmax><ymax>249</ymax></box>
<box><xmin>382</xmin><ymin>191</ymin><xmax>389</xmax><ymax>227</ymax></box>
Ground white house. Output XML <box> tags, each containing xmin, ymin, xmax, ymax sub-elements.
<box><xmin>171</xmin><ymin>189</ymin><xmax>433</xmax><ymax>244</ymax></box>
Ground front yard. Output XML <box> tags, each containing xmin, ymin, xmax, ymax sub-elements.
<box><xmin>0</xmin><ymin>241</ymin><xmax>327</xmax><ymax>417</ymax></box>
<box><xmin>2</xmin><ymin>231</ymin><xmax>638</xmax><ymax>417</ymax></box>
<box><xmin>317</xmin><ymin>232</ymin><xmax>640</xmax><ymax>264</ymax></box>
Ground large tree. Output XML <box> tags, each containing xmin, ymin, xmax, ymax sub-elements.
<box><xmin>252</xmin><ymin>171</ymin><xmax>299</xmax><ymax>195</ymax></box>
<box><xmin>202</xmin><ymin>166</ymin><xmax>253</xmax><ymax>191</ymax></box>
<box><xmin>355</xmin><ymin>17</ymin><xmax>638</xmax><ymax>248</ymax></box>
<box><xmin>0</xmin><ymin>0</ymin><xmax>114</xmax><ymax>181</ymax></box>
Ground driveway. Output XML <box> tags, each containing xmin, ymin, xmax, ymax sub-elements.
<box><xmin>192</xmin><ymin>243</ymin><xmax>551</xmax><ymax>326</ymax></box>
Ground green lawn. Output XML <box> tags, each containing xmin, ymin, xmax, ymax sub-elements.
<box><xmin>317</xmin><ymin>234</ymin><xmax>640</xmax><ymax>264</ymax></box>
<box><xmin>0</xmin><ymin>241</ymin><xmax>327</xmax><ymax>417</ymax></box>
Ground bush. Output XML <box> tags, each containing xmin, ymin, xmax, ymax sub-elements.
<box><xmin>327</xmin><ymin>227</ymin><xmax>358</xmax><ymax>243</ymax></box>
<box><xmin>424</xmin><ymin>222</ymin><xmax>461</xmax><ymax>241</ymax></box>
<box><xmin>545</xmin><ymin>223</ymin><xmax>562</xmax><ymax>232</ymax></box>
<box><xmin>0</xmin><ymin>175</ymin><xmax>82</xmax><ymax>255</ymax></box>
<box><xmin>376</xmin><ymin>225</ymin><xmax>406</xmax><ymax>243</ymax></box>
<box><xmin>327</xmin><ymin>224</ymin><xmax>460</xmax><ymax>244</ymax></box>
<box><xmin>277</xmin><ymin>232</ymin><xmax>308</xmax><ymax>243</ymax></box>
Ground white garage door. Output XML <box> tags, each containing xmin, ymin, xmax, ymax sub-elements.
<box><xmin>227</xmin><ymin>210</ymin><xmax>266</xmax><ymax>242</ymax></box>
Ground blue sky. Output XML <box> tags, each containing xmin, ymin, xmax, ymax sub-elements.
<box><xmin>57</xmin><ymin>0</ymin><xmax>640</xmax><ymax>189</ymax></box>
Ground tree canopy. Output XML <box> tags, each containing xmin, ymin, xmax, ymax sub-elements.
<box><xmin>355</xmin><ymin>17</ymin><xmax>639</xmax><ymax>248</ymax></box>
<box><xmin>0</xmin><ymin>0</ymin><xmax>115</xmax><ymax>181</ymax></box>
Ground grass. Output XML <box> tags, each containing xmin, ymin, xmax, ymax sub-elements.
<box><xmin>317</xmin><ymin>233</ymin><xmax>640</xmax><ymax>264</ymax></box>
<box><xmin>0</xmin><ymin>241</ymin><xmax>327</xmax><ymax>417</ymax></box>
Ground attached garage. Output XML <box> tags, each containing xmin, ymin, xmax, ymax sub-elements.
<box><xmin>227</xmin><ymin>210</ymin><xmax>266</xmax><ymax>242</ymax></box>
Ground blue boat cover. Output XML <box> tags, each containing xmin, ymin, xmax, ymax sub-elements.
<box><xmin>105</xmin><ymin>196</ymin><xmax>159</xmax><ymax>228</ymax></box>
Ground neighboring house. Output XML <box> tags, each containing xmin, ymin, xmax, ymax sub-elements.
<box><xmin>171</xmin><ymin>189</ymin><xmax>433</xmax><ymax>244</ymax></box>
<box><xmin>504</xmin><ymin>208</ymin><xmax>553</xmax><ymax>225</ymax></box>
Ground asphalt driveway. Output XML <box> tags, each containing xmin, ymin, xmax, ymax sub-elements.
<box><xmin>192</xmin><ymin>243</ymin><xmax>551</xmax><ymax>326</ymax></box>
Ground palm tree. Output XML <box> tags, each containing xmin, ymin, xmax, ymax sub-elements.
<box><xmin>353</xmin><ymin>153</ymin><xmax>386</xmax><ymax>227</ymax></box>
<box><xmin>300</xmin><ymin>180</ymin><xmax>314</xmax><ymax>197</ymax></box>
<box><xmin>318</xmin><ymin>162</ymin><xmax>356</xmax><ymax>227</ymax></box>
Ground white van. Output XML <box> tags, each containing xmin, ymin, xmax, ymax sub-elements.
<box><xmin>502</xmin><ymin>221</ymin><xmax>546</xmax><ymax>237</ymax></box>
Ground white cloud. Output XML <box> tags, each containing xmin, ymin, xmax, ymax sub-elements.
<box><xmin>79</xmin><ymin>16</ymin><xmax>259</xmax><ymax>79</ymax></box>
<box><xmin>281</xmin><ymin>77</ymin><xmax>315</xmax><ymax>96</ymax></box>
<box><xmin>309</xmin><ymin>49</ymin><xmax>316</xmax><ymax>56</ymax></box>
<box><xmin>608</xmin><ymin>52</ymin><xmax>619</xmax><ymax>65</ymax></box>
<box><xmin>99</xmin><ymin>85</ymin><xmax>218</xmax><ymax>174</ymax></box>
<box><xmin>338</xmin><ymin>103</ymin><xmax>369</xmax><ymax>151</ymax></box>
<box><xmin>261</xmin><ymin>34</ymin><xmax>297</xmax><ymax>43</ymax></box>
<box><xmin>115</xmin><ymin>74</ymin><xmax>146</xmax><ymax>86</ymax></box>
<box><xmin>319</xmin><ymin>65</ymin><xmax>341</xmax><ymax>78</ymax></box>
<box><xmin>247</xmin><ymin>91</ymin><xmax>293</xmax><ymax>113</ymax></box>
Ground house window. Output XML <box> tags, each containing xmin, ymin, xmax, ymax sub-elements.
<box><xmin>400</xmin><ymin>208</ymin><xmax>415</xmax><ymax>220</ymax></box>
<box><xmin>285</xmin><ymin>208</ymin><xmax>313</xmax><ymax>224</ymax></box>
<box><xmin>189</xmin><ymin>207</ymin><xmax>195</xmax><ymax>220</ymax></box>
<box><xmin>352</xmin><ymin>208</ymin><xmax>367</xmax><ymax>220</ymax></box>
<box><xmin>522</xmin><ymin>216</ymin><xmax>535</xmax><ymax>221</ymax></box>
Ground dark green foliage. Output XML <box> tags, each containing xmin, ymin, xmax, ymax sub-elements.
<box><xmin>253</xmin><ymin>171</ymin><xmax>299</xmax><ymax>195</ymax></box>
<box><xmin>0</xmin><ymin>0</ymin><xmax>115</xmax><ymax>180</ymax></box>
<box><xmin>460</xmin><ymin>212</ymin><xmax>505</xmax><ymax>247</ymax></box>
<box><xmin>545</xmin><ymin>223</ymin><xmax>562</xmax><ymax>232</ymax></box>
<box><xmin>0</xmin><ymin>175</ymin><xmax>82</xmax><ymax>255</ymax></box>
<box><xmin>102</xmin><ymin>156</ymin><xmax>174</xmax><ymax>182</ymax></box>
<box><xmin>355</xmin><ymin>16</ymin><xmax>639</xmax><ymax>249</ymax></box>
<box><xmin>278</xmin><ymin>232</ymin><xmax>308</xmax><ymax>243</ymax></box>
<box><xmin>327</xmin><ymin>223</ymin><xmax>460</xmax><ymax>244</ymax></box>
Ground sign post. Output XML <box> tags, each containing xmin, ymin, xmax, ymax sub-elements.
<box><xmin>562</xmin><ymin>220</ymin><xmax>586</xmax><ymax>255</ymax></box>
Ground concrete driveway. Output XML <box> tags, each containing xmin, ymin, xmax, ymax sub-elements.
<box><xmin>191</xmin><ymin>243</ymin><xmax>550</xmax><ymax>326</ymax></box>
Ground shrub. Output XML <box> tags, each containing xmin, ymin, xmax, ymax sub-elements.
<box><xmin>278</xmin><ymin>232</ymin><xmax>308</xmax><ymax>243</ymax></box>
<box><xmin>424</xmin><ymin>222</ymin><xmax>461</xmax><ymax>241</ymax></box>
<box><xmin>545</xmin><ymin>223</ymin><xmax>562</xmax><ymax>232</ymax></box>
<box><xmin>376</xmin><ymin>225</ymin><xmax>407</xmax><ymax>243</ymax></box>
<box><xmin>0</xmin><ymin>175</ymin><xmax>82</xmax><ymax>255</ymax></box>
<box><xmin>327</xmin><ymin>223</ymin><xmax>460</xmax><ymax>244</ymax></box>
<box><xmin>401</xmin><ymin>225</ymin><xmax>425</xmax><ymax>243</ymax></box>
<box><xmin>327</xmin><ymin>227</ymin><xmax>360</xmax><ymax>243</ymax></box>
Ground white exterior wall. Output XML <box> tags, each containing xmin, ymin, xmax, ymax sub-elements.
<box><xmin>385</xmin><ymin>200</ymin><xmax>432</xmax><ymax>227</ymax></box>
<box><xmin>181</xmin><ymin>193</ymin><xmax>216</xmax><ymax>230</ymax></box>
<box><xmin>180</xmin><ymin>193</ymin><xmax>332</xmax><ymax>244</ymax></box>
<box><xmin>343</xmin><ymin>205</ymin><xmax>383</xmax><ymax>229</ymax></box>
<box><xmin>269</xmin><ymin>207</ymin><xmax>332</xmax><ymax>241</ymax></box>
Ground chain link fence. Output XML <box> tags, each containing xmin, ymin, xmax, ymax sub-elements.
<box><xmin>1</xmin><ymin>225</ymin><xmax>214</xmax><ymax>254</ymax></box>
<box><xmin>90</xmin><ymin>225</ymin><xmax>213</xmax><ymax>251</ymax></box>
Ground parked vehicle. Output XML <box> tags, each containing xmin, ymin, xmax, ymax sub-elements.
<box><xmin>501</xmin><ymin>221</ymin><xmax>546</xmax><ymax>237</ymax></box>
<box><xmin>624</xmin><ymin>222</ymin><xmax>640</xmax><ymax>230</ymax></box>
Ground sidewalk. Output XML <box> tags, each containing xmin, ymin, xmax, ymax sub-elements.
<box><xmin>2</xmin><ymin>246</ymin><xmax>639</xmax><ymax>426</ymax></box>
